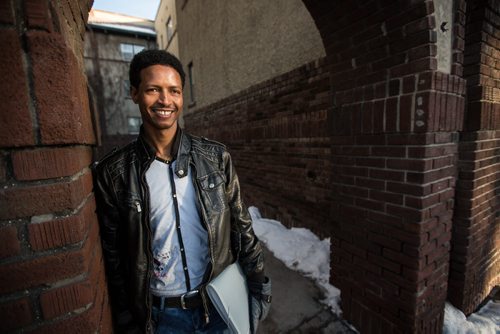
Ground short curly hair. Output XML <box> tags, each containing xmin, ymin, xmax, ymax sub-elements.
<box><xmin>129</xmin><ymin>50</ymin><xmax>185</xmax><ymax>89</ymax></box>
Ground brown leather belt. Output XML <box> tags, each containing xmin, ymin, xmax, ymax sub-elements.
<box><xmin>152</xmin><ymin>290</ymin><xmax>202</xmax><ymax>310</ymax></box>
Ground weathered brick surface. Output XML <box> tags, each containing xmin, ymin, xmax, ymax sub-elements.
<box><xmin>0</xmin><ymin>298</ymin><xmax>34</xmax><ymax>332</ymax></box>
<box><xmin>12</xmin><ymin>146</ymin><xmax>93</xmax><ymax>181</ymax></box>
<box><xmin>27</xmin><ymin>30</ymin><xmax>95</xmax><ymax>145</ymax></box>
<box><xmin>448</xmin><ymin>0</ymin><xmax>500</xmax><ymax>315</ymax></box>
<box><xmin>0</xmin><ymin>154</ymin><xmax>6</xmax><ymax>183</ymax></box>
<box><xmin>0</xmin><ymin>226</ymin><xmax>21</xmax><ymax>259</ymax></box>
<box><xmin>0</xmin><ymin>170</ymin><xmax>93</xmax><ymax>220</ymax></box>
<box><xmin>29</xmin><ymin>196</ymin><xmax>96</xmax><ymax>251</ymax></box>
<box><xmin>185</xmin><ymin>1</ymin><xmax>471</xmax><ymax>332</ymax></box>
<box><xmin>24</xmin><ymin>0</ymin><xmax>53</xmax><ymax>31</ymax></box>
<box><xmin>0</xmin><ymin>212</ymin><xmax>98</xmax><ymax>295</ymax></box>
<box><xmin>40</xmin><ymin>239</ymin><xmax>102</xmax><ymax>319</ymax></box>
<box><xmin>1</xmin><ymin>0</ymin><xmax>496</xmax><ymax>332</ymax></box>
<box><xmin>0</xmin><ymin>29</ymin><xmax>34</xmax><ymax>147</ymax></box>
<box><xmin>34</xmin><ymin>279</ymin><xmax>109</xmax><ymax>334</ymax></box>
<box><xmin>0</xmin><ymin>1</ymin><xmax>110</xmax><ymax>332</ymax></box>
<box><xmin>0</xmin><ymin>0</ymin><xmax>14</xmax><ymax>24</ymax></box>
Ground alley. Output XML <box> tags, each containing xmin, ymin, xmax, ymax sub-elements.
<box><xmin>259</xmin><ymin>248</ymin><xmax>356</xmax><ymax>334</ymax></box>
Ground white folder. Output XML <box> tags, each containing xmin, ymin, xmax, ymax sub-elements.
<box><xmin>206</xmin><ymin>262</ymin><xmax>250</xmax><ymax>334</ymax></box>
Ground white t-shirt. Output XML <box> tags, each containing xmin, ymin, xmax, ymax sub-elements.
<box><xmin>146</xmin><ymin>159</ymin><xmax>209</xmax><ymax>296</ymax></box>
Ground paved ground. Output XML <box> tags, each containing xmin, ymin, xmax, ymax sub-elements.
<box><xmin>257</xmin><ymin>246</ymin><xmax>500</xmax><ymax>333</ymax></box>
<box><xmin>257</xmin><ymin>248</ymin><xmax>357</xmax><ymax>334</ymax></box>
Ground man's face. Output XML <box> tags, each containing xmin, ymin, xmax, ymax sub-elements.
<box><xmin>131</xmin><ymin>64</ymin><xmax>183</xmax><ymax>134</ymax></box>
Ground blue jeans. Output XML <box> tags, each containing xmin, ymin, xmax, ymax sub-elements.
<box><xmin>152</xmin><ymin>304</ymin><xmax>229</xmax><ymax>334</ymax></box>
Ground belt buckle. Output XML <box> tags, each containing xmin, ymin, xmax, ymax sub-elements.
<box><xmin>180</xmin><ymin>290</ymin><xmax>199</xmax><ymax>310</ymax></box>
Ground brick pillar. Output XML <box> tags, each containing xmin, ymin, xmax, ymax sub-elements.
<box><xmin>448</xmin><ymin>0</ymin><xmax>500</xmax><ymax>315</ymax></box>
<box><xmin>302</xmin><ymin>0</ymin><xmax>466</xmax><ymax>332</ymax></box>
<box><xmin>0</xmin><ymin>1</ymin><xmax>112</xmax><ymax>332</ymax></box>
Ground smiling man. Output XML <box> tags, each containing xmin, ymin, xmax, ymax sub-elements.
<box><xmin>93</xmin><ymin>50</ymin><xmax>271</xmax><ymax>333</ymax></box>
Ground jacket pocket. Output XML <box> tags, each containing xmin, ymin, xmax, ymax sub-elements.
<box><xmin>197</xmin><ymin>171</ymin><xmax>226</xmax><ymax>212</ymax></box>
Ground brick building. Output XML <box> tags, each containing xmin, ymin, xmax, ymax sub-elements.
<box><xmin>84</xmin><ymin>9</ymin><xmax>156</xmax><ymax>159</ymax></box>
<box><xmin>0</xmin><ymin>0</ymin><xmax>498</xmax><ymax>333</ymax></box>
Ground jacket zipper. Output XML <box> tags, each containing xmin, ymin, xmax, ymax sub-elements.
<box><xmin>141</xmin><ymin>159</ymin><xmax>154</xmax><ymax>333</ymax></box>
<box><xmin>191</xmin><ymin>162</ymin><xmax>214</xmax><ymax>324</ymax></box>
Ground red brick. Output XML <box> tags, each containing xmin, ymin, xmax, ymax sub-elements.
<box><xmin>0</xmin><ymin>30</ymin><xmax>34</xmax><ymax>147</ymax></box>
<box><xmin>367</xmin><ymin>232</ymin><xmax>401</xmax><ymax>251</ymax></box>
<box><xmin>370</xmin><ymin>190</ymin><xmax>404</xmax><ymax>205</ymax></box>
<box><xmin>0</xmin><ymin>170</ymin><xmax>93</xmax><ymax>220</ymax></box>
<box><xmin>34</xmin><ymin>268</ymin><xmax>109</xmax><ymax>334</ymax></box>
<box><xmin>383</xmin><ymin>248</ymin><xmax>423</xmax><ymax>270</ymax></box>
<box><xmin>0</xmin><ymin>215</ymin><xmax>98</xmax><ymax>294</ymax></box>
<box><xmin>390</xmin><ymin>58</ymin><xmax>437</xmax><ymax>78</ymax></box>
<box><xmin>0</xmin><ymin>153</ymin><xmax>6</xmax><ymax>183</ymax></box>
<box><xmin>367</xmin><ymin>252</ymin><xmax>401</xmax><ymax>274</ymax></box>
<box><xmin>24</xmin><ymin>0</ymin><xmax>53</xmax><ymax>31</ymax></box>
<box><xmin>27</xmin><ymin>31</ymin><xmax>95</xmax><ymax>145</ymax></box>
<box><xmin>40</xmin><ymin>248</ymin><xmax>102</xmax><ymax>319</ymax></box>
<box><xmin>0</xmin><ymin>226</ymin><xmax>21</xmax><ymax>258</ymax></box>
<box><xmin>371</xmin><ymin>146</ymin><xmax>406</xmax><ymax>158</ymax></box>
<box><xmin>387</xmin><ymin>158</ymin><xmax>431</xmax><ymax>171</ymax></box>
<box><xmin>405</xmin><ymin>193</ymin><xmax>440</xmax><ymax>209</ymax></box>
<box><xmin>0</xmin><ymin>0</ymin><xmax>14</xmax><ymax>24</ymax></box>
<box><xmin>399</xmin><ymin>94</ymin><xmax>414</xmax><ymax>132</ymax></box>
<box><xmin>386</xmin><ymin>204</ymin><xmax>427</xmax><ymax>222</ymax></box>
<box><xmin>370</xmin><ymin>169</ymin><xmax>405</xmax><ymax>182</ymax></box>
<box><xmin>0</xmin><ymin>298</ymin><xmax>33</xmax><ymax>331</ymax></box>
<box><xmin>361</xmin><ymin>102</ymin><xmax>374</xmax><ymax>134</ymax></box>
<box><xmin>373</xmin><ymin>100</ymin><xmax>385</xmax><ymax>133</ymax></box>
<box><xmin>29</xmin><ymin>198</ymin><xmax>96</xmax><ymax>251</ymax></box>
<box><xmin>386</xmin><ymin>97</ymin><xmax>398</xmax><ymax>132</ymax></box>
<box><xmin>12</xmin><ymin>146</ymin><xmax>93</xmax><ymax>181</ymax></box>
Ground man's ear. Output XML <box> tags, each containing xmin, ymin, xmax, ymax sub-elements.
<box><xmin>130</xmin><ymin>86</ymin><xmax>138</xmax><ymax>103</ymax></box>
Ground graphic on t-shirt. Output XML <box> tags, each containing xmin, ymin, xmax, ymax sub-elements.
<box><xmin>153</xmin><ymin>250</ymin><xmax>172</xmax><ymax>278</ymax></box>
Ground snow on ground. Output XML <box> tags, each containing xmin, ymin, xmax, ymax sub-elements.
<box><xmin>249</xmin><ymin>206</ymin><xmax>341</xmax><ymax>315</ymax></box>
<box><xmin>443</xmin><ymin>301</ymin><xmax>499</xmax><ymax>334</ymax></box>
<box><xmin>249</xmin><ymin>206</ymin><xmax>500</xmax><ymax>333</ymax></box>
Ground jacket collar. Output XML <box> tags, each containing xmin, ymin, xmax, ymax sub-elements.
<box><xmin>137</xmin><ymin>126</ymin><xmax>191</xmax><ymax>178</ymax></box>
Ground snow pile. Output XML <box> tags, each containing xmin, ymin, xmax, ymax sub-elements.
<box><xmin>249</xmin><ymin>206</ymin><xmax>499</xmax><ymax>333</ymax></box>
<box><xmin>443</xmin><ymin>301</ymin><xmax>500</xmax><ymax>334</ymax></box>
<box><xmin>249</xmin><ymin>207</ymin><xmax>341</xmax><ymax>315</ymax></box>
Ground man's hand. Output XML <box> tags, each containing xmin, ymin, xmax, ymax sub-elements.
<box><xmin>248</xmin><ymin>277</ymin><xmax>272</xmax><ymax>334</ymax></box>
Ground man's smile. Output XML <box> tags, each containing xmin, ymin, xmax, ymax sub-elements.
<box><xmin>152</xmin><ymin>108</ymin><xmax>176</xmax><ymax>117</ymax></box>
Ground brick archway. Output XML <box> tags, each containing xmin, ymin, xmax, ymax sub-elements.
<box><xmin>1</xmin><ymin>1</ymin><xmax>498</xmax><ymax>333</ymax></box>
<box><xmin>185</xmin><ymin>0</ymin><xmax>498</xmax><ymax>333</ymax></box>
<box><xmin>300</xmin><ymin>1</ymin><xmax>466</xmax><ymax>332</ymax></box>
<box><xmin>300</xmin><ymin>0</ymin><xmax>499</xmax><ymax>332</ymax></box>
<box><xmin>0</xmin><ymin>1</ymin><xmax>112</xmax><ymax>332</ymax></box>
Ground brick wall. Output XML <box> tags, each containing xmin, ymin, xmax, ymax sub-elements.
<box><xmin>0</xmin><ymin>0</ymin><xmax>493</xmax><ymax>333</ymax></box>
<box><xmin>0</xmin><ymin>1</ymin><xmax>112</xmax><ymax>332</ymax></box>
<box><xmin>185</xmin><ymin>58</ymin><xmax>332</xmax><ymax>236</ymax></box>
<box><xmin>449</xmin><ymin>0</ymin><xmax>500</xmax><ymax>315</ymax></box>
<box><xmin>185</xmin><ymin>0</ymin><xmax>473</xmax><ymax>332</ymax></box>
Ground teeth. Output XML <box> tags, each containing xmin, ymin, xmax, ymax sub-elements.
<box><xmin>156</xmin><ymin>110</ymin><xmax>172</xmax><ymax>116</ymax></box>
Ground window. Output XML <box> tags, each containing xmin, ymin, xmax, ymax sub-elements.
<box><xmin>166</xmin><ymin>16</ymin><xmax>174</xmax><ymax>43</ymax></box>
<box><xmin>188</xmin><ymin>62</ymin><xmax>195</xmax><ymax>105</ymax></box>
<box><xmin>128</xmin><ymin>117</ymin><xmax>141</xmax><ymax>134</ymax></box>
<box><xmin>120</xmin><ymin>43</ymin><xmax>144</xmax><ymax>61</ymax></box>
<box><xmin>123</xmin><ymin>79</ymin><xmax>130</xmax><ymax>98</ymax></box>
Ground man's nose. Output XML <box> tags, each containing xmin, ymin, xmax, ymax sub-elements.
<box><xmin>158</xmin><ymin>90</ymin><xmax>171</xmax><ymax>104</ymax></box>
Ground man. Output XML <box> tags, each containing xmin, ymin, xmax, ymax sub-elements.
<box><xmin>94</xmin><ymin>50</ymin><xmax>271</xmax><ymax>333</ymax></box>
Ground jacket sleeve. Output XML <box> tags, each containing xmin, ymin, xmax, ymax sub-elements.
<box><xmin>93</xmin><ymin>165</ymin><xmax>140</xmax><ymax>333</ymax></box>
<box><xmin>222</xmin><ymin>150</ymin><xmax>265</xmax><ymax>282</ymax></box>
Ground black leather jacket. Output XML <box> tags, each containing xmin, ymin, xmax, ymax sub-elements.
<box><xmin>94</xmin><ymin>128</ymin><xmax>265</xmax><ymax>333</ymax></box>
